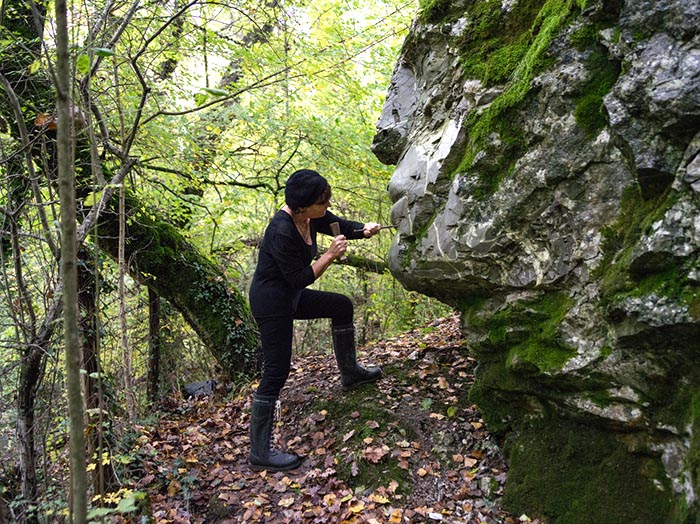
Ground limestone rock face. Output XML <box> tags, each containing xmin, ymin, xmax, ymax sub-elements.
<box><xmin>373</xmin><ymin>0</ymin><xmax>700</xmax><ymax>522</ymax></box>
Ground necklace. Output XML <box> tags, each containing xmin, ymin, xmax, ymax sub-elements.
<box><xmin>295</xmin><ymin>219</ymin><xmax>311</xmax><ymax>244</ymax></box>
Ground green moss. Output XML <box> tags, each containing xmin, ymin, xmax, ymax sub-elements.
<box><xmin>485</xmin><ymin>292</ymin><xmax>576</xmax><ymax>373</ymax></box>
<box><xmin>502</xmin><ymin>416</ymin><xmax>673</xmax><ymax>523</ymax></box>
<box><xmin>468</xmin><ymin>359</ymin><xmax>529</xmax><ymax>433</ymax></box>
<box><xmin>459</xmin><ymin>0</ymin><xmax>550</xmax><ymax>87</ymax></box>
<box><xmin>689</xmin><ymin>289</ymin><xmax>700</xmax><ymax>321</ymax></box>
<box><xmin>417</xmin><ymin>0</ymin><xmax>455</xmax><ymax>24</ymax></box>
<box><xmin>594</xmin><ymin>184</ymin><xmax>671</xmax><ymax>301</ymax></box>
<box><xmin>642</xmin><ymin>386</ymin><xmax>700</xmax><ymax>523</ymax></box>
<box><xmin>314</xmin><ymin>392</ymin><xmax>414</xmax><ymax>495</ymax></box>
<box><xmin>595</xmin><ymin>186</ymin><xmax>700</xmax><ymax>322</ymax></box>
<box><xmin>571</xmin><ymin>29</ymin><xmax>621</xmax><ymax>137</ymax></box>
<box><xmin>452</xmin><ymin>0</ymin><xmax>586</xmax><ymax>198</ymax></box>
<box><xmin>681</xmin><ymin>392</ymin><xmax>700</xmax><ymax>522</ymax></box>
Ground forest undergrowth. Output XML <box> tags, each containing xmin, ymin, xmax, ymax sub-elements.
<box><xmin>122</xmin><ymin>314</ymin><xmax>540</xmax><ymax>524</ymax></box>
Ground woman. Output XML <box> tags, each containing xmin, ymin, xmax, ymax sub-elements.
<box><xmin>248</xmin><ymin>169</ymin><xmax>383</xmax><ymax>472</ymax></box>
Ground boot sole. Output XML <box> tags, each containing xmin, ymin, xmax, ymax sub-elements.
<box><xmin>341</xmin><ymin>375</ymin><xmax>382</xmax><ymax>391</ymax></box>
<box><xmin>249</xmin><ymin>457</ymin><xmax>304</xmax><ymax>472</ymax></box>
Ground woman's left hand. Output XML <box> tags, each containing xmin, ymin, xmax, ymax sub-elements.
<box><xmin>363</xmin><ymin>222</ymin><xmax>381</xmax><ymax>237</ymax></box>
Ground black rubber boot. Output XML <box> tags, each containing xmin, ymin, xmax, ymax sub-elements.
<box><xmin>248</xmin><ymin>394</ymin><xmax>302</xmax><ymax>472</ymax></box>
<box><xmin>332</xmin><ymin>325</ymin><xmax>382</xmax><ymax>390</ymax></box>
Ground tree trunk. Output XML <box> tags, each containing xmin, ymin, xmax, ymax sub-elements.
<box><xmin>96</xmin><ymin>193</ymin><xmax>260</xmax><ymax>379</ymax></box>
<box><xmin>55</xmin><ymin>0</ymin><xmax>87</xmax><ymax>520</ymax></box>
<box><xmin>147</xmin><ymin>288</ymin><xmax>162</xmax><ymax>404</ymax></box>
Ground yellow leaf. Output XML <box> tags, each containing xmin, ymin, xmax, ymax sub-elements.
<box><xmin>369</xmin><ymin>493</ymin><xmax>391</xmax><ymax>504</ymax></box>
<box><xmin>278</xmin><ymin>496</ymin><xmax>294</xmax><ymax>508</ymax></box>
<box><xmin>349</xmin><ymin>501</ymin><xmax>365</xmax><ymax>513</ymax></box>
<box><xmin>389</xmin><ymin>508</ymin><xmax>403</xmax><ymax>523</ymax></box>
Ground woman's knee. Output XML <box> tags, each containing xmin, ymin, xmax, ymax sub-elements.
<box><xmin>331</xmin><ymin>293</ymin><xmax>354</xmax><ymax>326</ymax></box>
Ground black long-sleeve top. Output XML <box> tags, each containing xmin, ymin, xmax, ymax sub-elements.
<box><xmin>248</xmin><ymin>210</ymin><xmax>364</xmax><ymax>318</ymax></box>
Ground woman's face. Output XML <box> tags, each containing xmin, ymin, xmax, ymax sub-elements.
<box><xmin>306</xmin><ymin>199</ymin><xmax>331</xmax><ymax>219</ymax></box>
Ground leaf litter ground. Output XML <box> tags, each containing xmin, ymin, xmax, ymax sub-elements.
<box><xmin>130</xmin><ymin>314</ymin><xmax>541</xmax><ymax>524</ymax></box>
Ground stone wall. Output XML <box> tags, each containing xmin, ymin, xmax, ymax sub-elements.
<box><xmin>373</xmin><ymin>0</ymin><xmax>700</xmax><ymax>521</ymax></box>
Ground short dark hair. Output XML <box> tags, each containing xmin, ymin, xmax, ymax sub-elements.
<box><xmin>314</xmin><ymin>184</ymin><xmax>332</xmax><ymax>205</ymax></box>
<box><xmin>285</xmin><ymin>169</ymin><xmax>329</xmax><ymax>211</ymax></box>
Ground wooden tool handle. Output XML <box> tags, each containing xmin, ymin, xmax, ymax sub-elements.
<box><xmin>329</xmin><ymin>222</ymin><xmax>347</xmax><ymax>261</ymax></box>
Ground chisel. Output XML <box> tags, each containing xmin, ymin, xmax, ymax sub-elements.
<box><xmin>352</xmin><ymin>225</ymin><xmax>396</xmax><ymax>233</ymax></box>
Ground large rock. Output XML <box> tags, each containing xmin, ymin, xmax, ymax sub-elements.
<box><xmin>374</xmin><ymin>0</ymin><xmax>700</xmax><ymax>522</ymax></box>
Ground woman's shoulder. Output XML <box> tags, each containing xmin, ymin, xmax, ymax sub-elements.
<box><xmin>267</xmin><ymin>210</ymin><xmax>295</xmax><ymax>236</ymax></box>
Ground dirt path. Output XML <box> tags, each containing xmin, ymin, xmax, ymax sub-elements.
<box><xmin>131</xmin><ymin>315</ymin><xmax>535</xmax><ymax>523</ymax></box>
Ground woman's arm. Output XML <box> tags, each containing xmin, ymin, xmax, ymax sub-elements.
<box><xmin>314</xmin><ymin>212</ymin><xmax>365</xmax><ymax>239</ymax></box>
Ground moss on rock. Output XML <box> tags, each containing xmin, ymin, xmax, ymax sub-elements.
<box><xmin>475</xmin><ymin>292</ymin><xmax>576</xmax><ymax>373</ymax></box>
<box><xmin>450</xmin><ymin>0</ymin><xmax>588</xmax><ymax>197</ymax></box>
<box><xmin>502</xmin><ymin>416</ymin><xmax>673</xmax><ymax>523</ymax></box>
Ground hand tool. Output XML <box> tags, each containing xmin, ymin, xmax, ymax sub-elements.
<box><xmin>352</xmin><ymin>225</ymin><xmax>396</xmax><ymax>233</ymax></box>
<box><xmin>329</xmin><ymin>222</ymin><xmax>348</xmax><ymax>261</ymax></box>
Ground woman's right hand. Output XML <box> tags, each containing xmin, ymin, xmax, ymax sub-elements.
<box><xmin>328</xmin><ymin>235</ymin><xmax>347</xmax><ymax>259</ymax></box>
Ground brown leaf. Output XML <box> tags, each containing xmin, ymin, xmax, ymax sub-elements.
<box><xmin>167</xmin><ymin>479</ymin><xmax>181</xmax><ymax>497</ymax></box>
<box><xmin>363</xmin><ymin>445</ymin><xmax>390</xmax><ymax>463</ymax></box>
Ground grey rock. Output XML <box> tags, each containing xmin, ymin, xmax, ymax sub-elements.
<box><xmin>373</xmin><ymin>0</ymin><xmax>700</xmax><ymax>521</ymax></box>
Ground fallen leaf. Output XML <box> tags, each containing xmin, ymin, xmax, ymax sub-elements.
<box><xmin>369</xmin><ymin>493</ymin><xmax>391</xmax><ymax>504</ymax></box>
<box><xmin>167</xmin><ymin>479</ymin><xmax>181</xmax><ymax>497</ymax></box>
<box><xmin>278</xmin><ymin>496</ymin><xmax>294</xmax><ymax>508</ymax></box>
<box><xmin>364</xmin><ymin>445</ymin><xmax>390</xmax><ymax>463</ymax></box>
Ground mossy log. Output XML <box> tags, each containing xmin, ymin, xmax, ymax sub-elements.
<box><xmin>96</xmin><ymin>192</ymin><xmax>260</xmax><ymax>380</ymax></box>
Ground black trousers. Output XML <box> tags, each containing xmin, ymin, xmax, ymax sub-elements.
<box><xmin>254</xmin><ymin>289</ymin><xmax>353</xmax><ymax>397</ymax></box>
